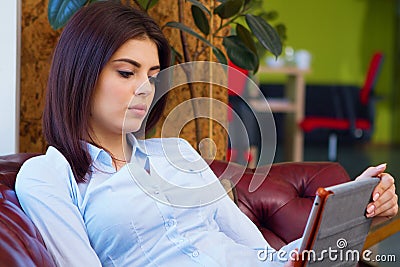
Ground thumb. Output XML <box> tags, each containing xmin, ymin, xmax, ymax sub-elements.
<box><xmin>356</xmin><ymin>163</ymin><xmax>387</xmax><ymax>181</ymax></box>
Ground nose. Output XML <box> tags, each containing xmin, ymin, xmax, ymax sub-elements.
<box><xmin>134</xmin><ymin>75</ymin><xmax>154</xmax><ymax>96</ymax></box>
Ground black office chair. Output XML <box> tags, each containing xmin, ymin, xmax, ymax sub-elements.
<box><xmin>300</xmin><ymin>52</ymin><xmax>384</xmax><ymax>161</ymax></box>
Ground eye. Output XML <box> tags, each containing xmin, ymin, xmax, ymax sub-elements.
<box><xmin>118</xmin><ymin>70</ymin><xmax>134</xmax><ymax>78</ymax></box>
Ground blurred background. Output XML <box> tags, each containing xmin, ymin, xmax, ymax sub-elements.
<box><xmin>258</xmin><ymin>1</ymin><xmax>400</xmax><ymax>266</ymax></box>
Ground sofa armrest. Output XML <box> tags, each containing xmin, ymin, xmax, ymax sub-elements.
<box><xmin>0</xmin><ymin>153</ymin><xmax>55</xmax><ymax>267</ymax></box>
<box><xmin>0</xmin><ymin>184</ymin><xmax>55</xmax><ymax>267</ymax></box>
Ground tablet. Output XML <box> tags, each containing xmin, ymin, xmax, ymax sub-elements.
<box><xmin>295</xmin><ymin>177</ymin><xmax>380</xmax><ymax>267</ymax></box>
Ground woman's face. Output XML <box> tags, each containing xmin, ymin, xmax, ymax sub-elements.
<box><xmin>90</xmin><ymin>38</ymin><xmax>160</xmax><ymax>138</ymax></box>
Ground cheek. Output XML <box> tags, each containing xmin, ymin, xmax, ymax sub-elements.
<box><xmin>97</xmin><ymin>81</ymin><xmax>131</xmax><ymax>109</ymax></box>
<box><xmin>148</xmin><ymin>90</ymin><xmax>156</xmax><ymax>106</ymax></box>
<box><xmin>91</xmin><ymin>83</ymin><xmax>132</xmax><ymax>126</ymax></box>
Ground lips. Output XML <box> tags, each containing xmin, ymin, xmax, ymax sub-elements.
<box><xmin>127</xmin><ymin>103</ymin><xmax>147</xmax><ymax>117</ymax></box>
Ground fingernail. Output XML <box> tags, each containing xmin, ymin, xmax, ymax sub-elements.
<box><xmin>373</xmin><ymin>193</ymin><xmax>380</xmax><ymax>201</ymax></box>
<box><xmin>376</xmin><ymin>163</ymin><xmax>387</xmax><ymax>170</ymax></box>
<box><xmin>367</xmin><ymin>205</ymin><xmax>375</xmax><ymax>214</ymax></box>
<box><xmin>366</xmin><ymin>212</ymin><xmax>374</xmax><ymax>218</ymax></box>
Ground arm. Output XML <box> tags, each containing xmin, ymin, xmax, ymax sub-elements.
<box><xmin>15</xmin><ymin>154</ymin><xmax>102</xmax><ymax>267</ymax></box>
<box><xmin>214</xmin><ymin>185</ymin><xmax>271</xmax><ymax>248</ymax></box>
<box><xmin>177</xmin><ymin>138</ymin><xmax>270</xmax><ymax>248</ymax></box>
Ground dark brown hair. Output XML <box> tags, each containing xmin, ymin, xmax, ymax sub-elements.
<box><xmin>43</xmin><ymin>1</ymin><xmax>171</xmax><ymax>183</ymax></box>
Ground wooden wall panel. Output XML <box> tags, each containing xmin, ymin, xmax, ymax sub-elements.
<box><xmin>20</xmin><ymin>0</ymin><xmax>60</xmax><ymax>153</ymax></box>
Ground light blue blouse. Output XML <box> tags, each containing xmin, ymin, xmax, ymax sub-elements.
<box><xmin>16</xmin><ymin>135</ymin><xmax>300</xmax><ymax>266</ymax></box>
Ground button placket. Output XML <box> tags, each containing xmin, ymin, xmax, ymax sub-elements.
<box><xmin>165</xmin><ymin>218</ymin><xmax>176</xmax><ymax>229</ymax></box>
<box><xmin>192</xmin><ymin>250</ymin><xmax>200</xmax><ymax>257</ymax></box>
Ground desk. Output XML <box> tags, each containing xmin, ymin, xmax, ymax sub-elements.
<box><xmin>251</xmin><ymin>66</ymin><xmax>309</xmax><ymax>162</ymax></box>
<box><xmin>363</xmin><ymin>214</ymin><xmax>400</xmax><ymax>250</ymax></box>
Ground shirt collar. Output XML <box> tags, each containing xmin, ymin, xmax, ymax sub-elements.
<box><xmin>126</xmin><ymin>133</ymin><xmax>147</xmax><ymax>158</ymax></box>
<box><xmin>85</xmin><ymin>133</ymin><xmax>148</xmax><ymax>167</ymax></box>
<box><xmin>85</xmin><ymin>142</ymin><xmax>112</xmax><ymax>167</ymax></box>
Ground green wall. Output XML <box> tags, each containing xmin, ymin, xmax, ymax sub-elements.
<box><xmin>261</xmin><ymin>0</ymin><xmax>397</xmax><ymax>144</ymax></box>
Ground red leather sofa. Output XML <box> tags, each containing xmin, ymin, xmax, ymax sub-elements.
<box><xmin>0</xmin><ymin>153</ymin><xmax>350</xmax><ymax>266</ymax></box>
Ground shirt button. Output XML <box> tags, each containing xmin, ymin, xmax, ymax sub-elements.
<box><xmin>192</xmin><ymin>250</ymin><xmax>199</xmax><ymax>257</ymax></box>
<box><xmin>166</xmin><ymin>219</ymin><xmax>175</xmax><ymax>228</ymax></box>
<box><xmin>154</xmin><ymin>190</ymin><xmax>160</xmax><ymax>195</ymax></box>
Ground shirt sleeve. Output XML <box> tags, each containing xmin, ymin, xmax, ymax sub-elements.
<box><xmin>177</xmin><ymin>139</ymin><xmax>270</xmax><ymax>247</ymax></box>
<box><xmin>214</xmin><ymin>187</ymin><xmax>271</xmax><ymax>247</ymax></box>
<box><xmin>15</xmin><ymin>154</ymin><xmax>102</xmax><ymax>267</ymax></box>
<box><xmin>211</xmin><ymin>169</ymin><xmax>304</xmax><ymax>264</ymax></box>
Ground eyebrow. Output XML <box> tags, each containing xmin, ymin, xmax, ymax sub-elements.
<box><xmin>112</xmin><ymin>58</ymin><xmax>160</xmax><ymax>71</ymax></box>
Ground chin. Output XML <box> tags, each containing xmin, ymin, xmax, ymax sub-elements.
<box><xmin>122</xmin><ymin>119</ymin><xmax>144</xmax><ymax>133</ymax></box>
<box><xmin>122</xmin><ymin>126</ymin><xmax>142</xmax><ymax>134</ymax></box>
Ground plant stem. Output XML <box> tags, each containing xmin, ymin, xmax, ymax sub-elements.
<box><xmin>178</xmin><ymin>0</ymin><xmax>202</xmax><ymax>148</ymax></box>
<box><xmin>178</xmin><ymin>0</ymin><xmax>191</xmax><ymax>63</ymax></box>
<box><xmin>131</xmin><ymin>0</ymin><xmax>145</xmax><ymax>11</ymax></box>
<box><xmin>208</xmin><ymin>0</ymin><xmax>215</xmax><ymax>159</ymax></box>
<box><xmin>214</xmin><ymin>14</ymin><xmax>242</xmax><ymax>35</ymax></box>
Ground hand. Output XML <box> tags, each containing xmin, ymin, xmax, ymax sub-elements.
<box><xmin>284</xmin><ymin>260</ymin><xmax>295</xmax><ymax>267</ymax></box>
<box><xmin>283</xmin><ymin>249</ymin><xmax>298</xmax><ymax>267</ymax></box>
<box><xmin>356</xmin><ymin>163</ymin><xmax>398</xmax><ymax>219</ymax></box>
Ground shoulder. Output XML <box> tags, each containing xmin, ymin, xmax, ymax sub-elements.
<box><xmin>16</xmin><ymin>146</ymin><xmax>74</xmax><ymax>193</ymax></box>
<box><xmin>18</xmin><ymin>146</ymin><xmax>70</xmax><ymax>176</ymax></box>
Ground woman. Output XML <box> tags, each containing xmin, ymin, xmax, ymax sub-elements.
<box><xmin>16</xmin><ymin>1</ymin><xmax>397</xmax><ymax>267</ymax></box>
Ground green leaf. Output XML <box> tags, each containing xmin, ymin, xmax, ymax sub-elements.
<box><xmin>214</xmin><ymin>0</ymin><xmax>243</xmax><ymax>19</ymax></box>
<box><xmin>275</xmin><ymin>23</ymin><xmax>287</xmax><ymax>43</ymax></box>
<box><xmin>165</xmin><ymin>21</ymin><xmax>227</xmax><ymax>64</ymax></box>
<box><xmin>236</xmin><ymin>24</ymin><xmax>257</xmax><ymax>54</ymax></box>
<box><xmin>213</xmin><ymin>47</ymin><xmax>228</xmax><ymax>65</ymax></box>
<box><xmin>263</xmin><ymin>11</ymin><xmax>279</xmax><ymax>21</ymax></box>
<box><xmin>187</xmin><ymin>0</ymin><xmax>210</xmax><ymax>15</ymax></box>
<box><xmin>245</xmin><ymin>14</ymin><xmax>282</xmax><ymax>57</ymax></box>
<box><xmin>136</xmin><ymin>0</ymin><xmax>159</xmax><ymax>11</ymax></box>
<box><xmin>191</xmin><ymin>6</ymin><xmax>210</xmax><ymax>36</ymax></box>
<box><xmin>223</xmin><ymin>35</ymin><xmax>259</xmax><ymax>71</ymax></box>
<box><xmin>48</xmin><ymin>0</ymin><xmax>88</xmax><ymax>30</ymax></box>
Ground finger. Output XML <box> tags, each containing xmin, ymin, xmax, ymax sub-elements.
<box><xmin>371</xmin><ymin>173</ymin><xmax>395</xmax><ymax>202</ymax></box>
<box><xmin>366</xmin><ymin>186</ymin><xmax>398</xmax><ymax>217</ymax></box>
<box><xmin>367</xmin><ymin>199</ymin><xmax>398</xmax><ymax>218</ymax></box>
<box><xmin>356</xmin><ymin>163</ymin><xmax>387</xmax><ymax>181</ymax></box>
<box><xmin>374</xmin><ymin>190</ymin><xmax>398</xmax><ymax>217</ymax></box>
<box><xmin>284</xmin><ymin>250</ymin><xmax>298</xmax><ymax>267</ymax></box>
<box><xmin>367</xmin><ymin>180</ymin><xmax>395</xmax><ymax>214</ymax></box>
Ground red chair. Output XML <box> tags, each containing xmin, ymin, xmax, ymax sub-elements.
<box><xmin>227</xmin><ymin>61</ymin><xmax>256</xmax><ymax>166</ymax></box>
<box><xmin>299</xmin><ymin>52</ymin><xmax>384</xmax><ymax>161</ymax></box>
